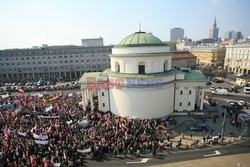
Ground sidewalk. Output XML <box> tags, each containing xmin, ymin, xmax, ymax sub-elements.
<box><xmin>152</xmin><ymin>153</ymin><xmax>250</xmax><ymax>167</ymax></box>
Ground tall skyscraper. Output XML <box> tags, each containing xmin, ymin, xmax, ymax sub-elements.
<box><xmin>209</xmin><ymin>17</ymin><xmax>219</xmax><ymax>41</ymax></box>
<box><xmin>170</xmin><ymin>27</ymin><xmax>184</xmax><ymax>42</ymax></box>
<box><xmin>224</xmin><ymin>31</ymin><xmax>234</xmax><ymax>40</ymax></box>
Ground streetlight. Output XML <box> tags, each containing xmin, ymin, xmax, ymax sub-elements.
<box><xmin>221</xmin><ymin>108</ymin><xmax>227</xmax><ymax>143</ymax></box>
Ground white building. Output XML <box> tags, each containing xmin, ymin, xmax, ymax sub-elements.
<box><xmin>170</xmin><ymin>28</ymin><xmax>184</xmax><ymax>42</ymax></box>
<box><xmin>81</xmin><ymin>37</ymin><xmax>103</xmax><ymax>47</ymax></box>
<box><xmin>224</xmin><ymin>42</ymin><xmax>250</xmax><ymax>75</ymax></box>
<box><xmin>79</xmin><ymin>32</ymin><xmax>206</xmax><ymax>119</ymax></box>
<box><xmin>0</xmin><ymin>44</ymin><xmax>112</xmax><ymax>81</ymax></box>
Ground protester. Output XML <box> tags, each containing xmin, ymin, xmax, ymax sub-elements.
<box><xmin>0</xmin><ymin>92</ymin><xmax>165</xmax><ymax>166</ymax></box>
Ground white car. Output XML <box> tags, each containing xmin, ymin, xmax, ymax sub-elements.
<box><xmin>243</xmin><ymin>87</ymin><xmax>250</xmax><ymax>94</ymax></box>
<box><xmin>212</xmin><ymin>89</ymin><xmax>228</xmax><ymax>95</ymax></box>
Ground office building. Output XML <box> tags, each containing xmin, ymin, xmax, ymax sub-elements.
<box><xmin>170</xmin><ymin>28</ymin><xmax>184</xmax><ymax>42</ymax></box>
<box><xmin>0</xmin><ymin>44</ymin><xmax>112</xmax><ymax>82</ymax></box>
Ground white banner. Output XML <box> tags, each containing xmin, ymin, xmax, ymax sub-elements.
<box><xmin>67</xmin><ymin>120</ymin><xmax>73</xmax><ymax>125</ymax></box>
<box><xmin>18</xmin><ymin>132</ymin><xmax>26</xmax><ymax>137</ymax></box>
<box><xmin>68</xmin><ymin>93</ymin><xmax>73</xmax><ymax>97</ymax></box>
<box><xmin>34</xmin><ymin>140</ymin><xmax>48</xmax><ymax>145</ymax></box>
<box><xmin>15</xmin><ymin>108</ymin><xmax>21</xmax><ymax>113</ymax></box>
<box><xmin>1</xmin><ymin>94</ymin><xmax>9</xmax><ymax>99</ymax></box>
<box><xmin>38</xmin><ymin>115</ymin><xmax>60</xmax><ymax>119</ymax></box>
<box><xmin>53</xmin><ymin>163</ymin><xmax>61</xmax><ymax>167</ymax></box>
<box><xmin>45</xmin><ymin>105</ymin><xmax>53</xmax><ymax>112</ymax></box>
<box><xmin>77</xmin><ymin>148</ymin><xmax>91</xmax><ymax>153</ymax></box>
<box><xmin>33</xmin><ymin>133</ymin><xmax>48</xmax><ymax>140</ymax></box>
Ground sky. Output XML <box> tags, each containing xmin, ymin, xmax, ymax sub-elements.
<box><xmin>0</xmin><ymin>0</ymin><xmax>249</xmax><ymax>49</ymax></box>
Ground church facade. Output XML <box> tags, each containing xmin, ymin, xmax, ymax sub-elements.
<box><xmin>79</xmin><ymin>32</ymin><xmax>206</xmax><ymax>119</ymax></box>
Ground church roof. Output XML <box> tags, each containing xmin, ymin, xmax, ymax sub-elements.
<box><xmin>116</xmin><ymin>32</ymin><xmax>166</xmax><ymax>48</ymax></box>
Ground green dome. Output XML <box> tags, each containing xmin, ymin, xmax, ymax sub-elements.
<box><xmin>116</xmin><ymin>32</ymin><xmax>165</xmax><ymax>48</ymax></box>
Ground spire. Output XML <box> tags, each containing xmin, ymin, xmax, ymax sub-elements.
<box><xmin>139</xmin><ymin>23</ymin><xmax>141</xmax><ymax>32</ymax></box>
<box><xmin>214</xmin><ymin>15</ymin><xmax>216</xmax><ymax>24</ymax></box>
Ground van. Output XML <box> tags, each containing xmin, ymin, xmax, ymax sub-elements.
<box><xmin>212</xmin><ymin>89</ymin><xmax>228</xmax><ymax>95</ymax></box>
<box><xmin>244</xmin><ymin>87</ymin><xmax>250</xmax><ymax>94</ymax></box>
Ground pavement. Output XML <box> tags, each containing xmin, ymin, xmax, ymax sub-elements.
<box><xmin>152</xmin><ymin>153</ymin><xmax>250</xmax><ymax>167</ymax></box>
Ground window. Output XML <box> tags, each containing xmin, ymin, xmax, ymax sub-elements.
<box><xmin>188</xmin><ymin>102</ymin><xmax>191</xmax><ymax>106</ymax></box>
<box><xmin>138</xmin><ymin>62</ymin><xmax>145</xmax><ymax>74</ymax></box>
<box><xmin>115</xmin><ymin>62</ymin><xmax>120</xmax><ymax>72</ymax></box>
<box><xmin>180</xmin><ymin>102</ymin><xmax>182</xmax><ymax>106</ymax></box>
<box><xmin>102</xmin><ymin>92</ymin><xmax>104</xmax><ymax>96</ymax></box>
<box><xmin>103</xmin><ymin>103</ymin><xmax>105</xmax><ymax>107</ymax></box>
<box><xmin>180</xmin><ymin>91</ymin><xmax>183</xmax><ymax>95</ymax></box>
<box><xmin>164</xmin><ymin>60</ymin><xmax>168</xmax><ymax>71</ymax></box>
<box><xmin>189</xmin><ymin>90</ymin><xmax>192</xmax><ymax>94</ymax></box>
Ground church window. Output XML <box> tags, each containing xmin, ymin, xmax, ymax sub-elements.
<box><xmin>138</xmin><ymin>62</ymin><xmax>145</xmax><ymax>74</ymax></box>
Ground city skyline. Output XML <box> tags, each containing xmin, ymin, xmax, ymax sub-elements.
<box><xmin>0</xmin><ymin>0</ymin><xmax>249</xmax><ymax>49</ymax></box>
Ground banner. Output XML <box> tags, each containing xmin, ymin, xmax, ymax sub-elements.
<box><xmin>45</xmin><ymin>105</ymin><xmax>53</xmax><ymax>112</ymax></box>
<box><xmin>38</xmin><ymin>115</ymin><xmax>60</xmax><ymax>119</ymax></box>
<box><xmin>15</xmin><ymin>108</ymin><xmax>21</xmax><ymax>113</ymax></box>
<box><xmin>34</xmin><ymin>140</ymin><xmax>48</xmax><ymax>145</ymax></box>
<box><xmin>18</xmin><ymin>132</ymin><xmax>26</xmax><ymax>137</ymax></box>
<box><xmin>68</xmin><ymin>93</ymin><xmax>73</xmax><ymax>97</ymax></box>
<box><xmin>33</xmin><ymin>133</ymin><xmax>48</xmax><ymax>140</ymax></box>
<box><xmin>67</xmin><ymin>120</ymin><xmax>73</xmax><ymax>125</ymax></box>
<box><xmin>1</xmin><ymin>94</ymin><xmax>9</xmax><ymax>99</ymax></box>
<box><xmin>77</xmin><ymin>148</ymin><xmax>91</xmax><ymax>153</ymax></box>
<box><xmin>53</xmin><ymin>163</ymin><xmax>61</xmax><ymax>167</ymax></box>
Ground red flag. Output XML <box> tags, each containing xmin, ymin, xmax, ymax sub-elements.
<box><xmin>3</xmin><ymin>143</ymin><xmax>8</xmax><ymax>150</ymax></box>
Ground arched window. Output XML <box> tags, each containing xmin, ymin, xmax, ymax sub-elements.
<box><xmin>164</xmin><ymin>60</ymin><xmax>168</xmax><ymax>71</ymax></box>
<box><xmin>138</xmin><ymin>62</ymin><xmax>145</xmax><ymax>74</ymax></box>
<box><xmin>115</xmin><ymin>62</ymin><xmax>120</xmax><ymax>72</ymax></box>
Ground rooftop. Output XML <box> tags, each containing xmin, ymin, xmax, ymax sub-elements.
<box><xmin>172</xmin><ymin>52</ymin><xmax>196</xmax><ymax>59</ymax></box>
<box><xmin>115</xmin><ymin>32</ymin><xmax>166</xmax><ymax>48</ymax></box>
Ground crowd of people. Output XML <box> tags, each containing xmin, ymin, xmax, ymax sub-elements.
<box><xmin>0</xmin><ymin>91</ymin><xmax>167</xmax><ymax>166</ymax></box>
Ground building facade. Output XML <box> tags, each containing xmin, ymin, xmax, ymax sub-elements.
<box><xmin>0</xmin><ymin>45</ymin><xmax>112</xmax><ymax>81</ymax></box>
<box><xmin>191</xmin><ymin>46</ymin><xmax>226</xmax><ymax>67</ymax></box>
<box><xmin>81</xmin><ymin>37</ymin><xmax>104</xmax><ymax>47</ymax></box>
<box><xmin>209</xmin><ymin>17</ymin><xmax>219</xmax><ymax>41</ymax></box>
<box><xmin>172</xmin><ymin>52</ymin><xmax>197</xmax><ymax>69</ymax></box>
<box><xmin>79</xmin><ymin>32</ymin><xmax>206</xmax><ymax>119</ymax></box>
<box><xmin>224</xmin><ymin>43</ymin><xmax>250</xmax><ymax>75</ymax></box>
<box><xmin>170</xmin><ymin>28</ymin><xmax>184</xmax><ymax>42</ymax></box>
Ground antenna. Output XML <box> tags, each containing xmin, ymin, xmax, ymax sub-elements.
<box><xmin>139</xmin><ymin>23</ymin><xmax>141</xmax><ymax>32</ymax></box>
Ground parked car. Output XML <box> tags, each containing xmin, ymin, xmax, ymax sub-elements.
<box><xmin>212</xmin><ymin>89</ymin><xmax>228</xmax><ymax>95</ymax></box>
<box><xmin>190</xmin><ymin>123</ymin><xmax>209</xmax><ymax>131</ymax></box>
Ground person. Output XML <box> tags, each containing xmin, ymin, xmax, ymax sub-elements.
<box><xmin>181</xmin><ymin>132</ymin><xmax>184</xmax><ymax>139</ymax></box>
<box><xmin>190</xmin><ymin>133</ymin><xmax>193</xmax><ymax>140</ymax></box>
<box><xmin>210</xmin><ymin>128</ymin><xmax>214</xmax><ymax>136</ymax></box>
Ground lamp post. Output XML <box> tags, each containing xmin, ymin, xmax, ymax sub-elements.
<box><xmin>221</xmin><ymin>108</ymin><xmax>226</xmax><ymax>143</ymax></box>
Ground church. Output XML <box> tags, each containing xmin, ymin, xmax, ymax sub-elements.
<box><xmin>79</xmin><ymin>31</ymin><xmax>206</xmax><ymax>119</ymax></box>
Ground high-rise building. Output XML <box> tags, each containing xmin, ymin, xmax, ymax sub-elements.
<box><xmin>170</xmin><ymin>28</ymin><xmax>184</xmax><ymax>42</ymax></box>
<box><xmin>224</xmin><ymin>31</ymin><xmax>243</xmax><ymax>41</ymax></box>
<box><xmin>209</xmin><ymin>17</ymin><xmax>219</xmax><ymax>41</ymax></box>
<box><xmin>224</xmin><ymin>31</ymin><xmax>234</xmax><ymax>40</ymax></box>
<box><xmin>232</xmin><ymin>31</ymin><xmax>243</xmax><ymax>41</ymax></box>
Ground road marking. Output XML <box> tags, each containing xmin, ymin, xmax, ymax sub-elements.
<box><xmin>204</xmin><ymin>150</ymin><xmax>221</xmax><ymax>157</ymax></box>
<box><xmin>126</xmin><ymin>158</ymin><xmax>149</xmax><ymax>165</ymax></box>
